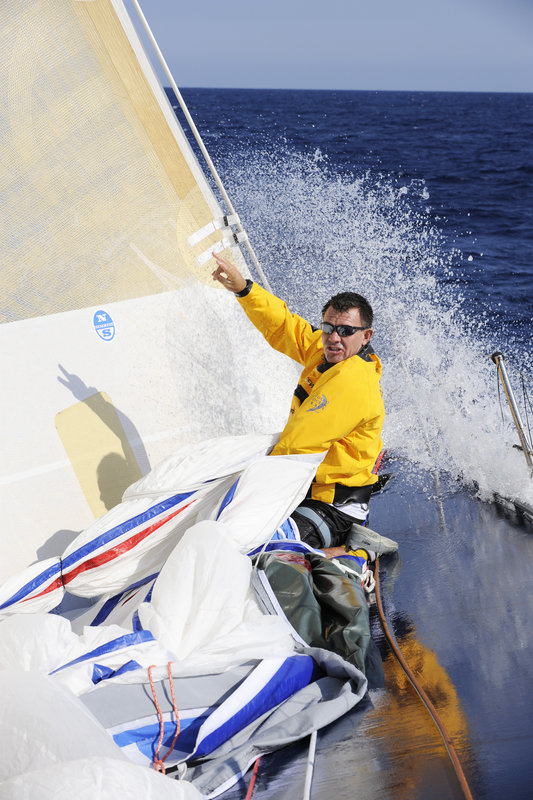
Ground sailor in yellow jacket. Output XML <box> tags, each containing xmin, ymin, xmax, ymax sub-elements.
<box><xmin>212</xmin><ymin>253</ymin><xmax>393</xmax><ymax>555</ymax></box>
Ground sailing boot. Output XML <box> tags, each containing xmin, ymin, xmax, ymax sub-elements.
<box><xmin>345</xmin><ymin>522</ymin><xmax>398</xmax><ymax>561</ymax></box>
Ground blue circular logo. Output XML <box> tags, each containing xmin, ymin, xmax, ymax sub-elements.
<box><xmin>93</xmin><ymin>310</ymin><xmax>116</xmax><ymax>341</ymax></box>
<box><xmin>306</xmin><ymin>393</ymin><xmax>327</xmax><ymax>412</ymax></box>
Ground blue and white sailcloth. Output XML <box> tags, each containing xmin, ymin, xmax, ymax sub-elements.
<box><xmin>0</xmin><ymin>434</ymin><xmax>297</xmax><ymax>615</ymax></box>
<box><xmin>0</xmin><ymin>435</ymin><xmax>369</xmax><ymax>798</ymax></box>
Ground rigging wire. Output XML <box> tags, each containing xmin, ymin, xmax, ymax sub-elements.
<box><xmin>373</xmin><ymin>558</ymin><xmax>474</xmax><ymax>800</ymax></box>
<box><xmin>302</xmin><ymin>730</ymin><xmax>318</xmax><ymax>800</ymax></box>
<box><xmin>496</xmin><ymin>369</ymin><xmax>505</xmax><ymax>426</ymax></box>
<box><xmin>129</xmin><ymin>0</ymin><xmax>273</xmax><ymax>292</ymax></box>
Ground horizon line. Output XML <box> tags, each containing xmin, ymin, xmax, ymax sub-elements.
<box><xmin>172</xmin><ymin>85</ymin><xmax>533</xmax><ymax>96</ymax></box>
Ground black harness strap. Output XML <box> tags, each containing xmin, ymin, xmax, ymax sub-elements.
<box><xmin>293</xmin><ymin>384</ymin><xmax>310</xmax><ymax>404</ymax></box>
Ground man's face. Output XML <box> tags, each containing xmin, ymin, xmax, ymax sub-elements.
<box><xmin>321</xmin><ymin>306</ymin><xmax>373</xmax><ymax>364</ymax></box>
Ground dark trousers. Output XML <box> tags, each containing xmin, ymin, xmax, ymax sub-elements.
<box><xmin>292</xmin><ymin>500</ymin><xmax>366</xmax><ymax>550</ymax></box>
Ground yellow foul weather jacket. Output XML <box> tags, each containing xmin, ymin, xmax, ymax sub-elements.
<box><xmin>237</xmin><ymin>282</ymin><xmax>385</xmax><ymax>503</ymax></box>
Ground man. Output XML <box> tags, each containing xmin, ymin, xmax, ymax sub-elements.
<box><xmin>212</xmin><ymin>252</ymin><xmax>396</xmax><ymax>559</ymax></box>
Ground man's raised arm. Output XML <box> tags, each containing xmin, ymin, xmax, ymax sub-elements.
<box><xmin>212</xmin><ymin>253</ymin><xmax>248</xmax><ymax>294</ymax></box>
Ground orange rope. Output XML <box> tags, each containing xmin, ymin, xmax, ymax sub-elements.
<box><xmin>148</xmin><ymin>662</ymin><xmax>181</xmax><ymax>774</ymax></box>
<box><xmin>244</xmin><ymin>757</ymin><xmax>262</xmax><ymax>800</ymax></box>
<box><xmin>374</xmin><ymin>558</ymin><xmax>474</xmax><ymax>800</ymax></box>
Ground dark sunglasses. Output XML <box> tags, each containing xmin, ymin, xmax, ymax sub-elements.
<box><xmin>320</xmin><ymin>322</ymin><xmax>367</xmax><ymax>337</ymax></box>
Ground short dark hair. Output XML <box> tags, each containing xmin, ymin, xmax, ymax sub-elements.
<box><xmin>322</xmin><ymin>292</ymin><xmax>373</xmax><ymax>328</ymax></box>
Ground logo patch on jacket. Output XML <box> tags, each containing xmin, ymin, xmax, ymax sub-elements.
<box><xmin>306</xmin><ymin>393</ymin><xmax>327</xmax><ymax>412</ymax></box>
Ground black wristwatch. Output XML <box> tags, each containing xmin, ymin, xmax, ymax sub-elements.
<box><xmin>234</xmin><ymin>279</ymin><xmax>253</xmax><ymax>297</ymax></box>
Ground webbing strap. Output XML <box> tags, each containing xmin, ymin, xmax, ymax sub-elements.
<box><xmin>196</xmin><ymin>231</ymin><xmax>249</xmax><ymax>266</ymax></box>
<box><xmin>293</xmin><ymin>384</ymin><xmax>309</xmax><ymax>405</ymax></box>
<box><xmin>187</xmin><ymin>214</ymin><xmax>241</xmax><ymax>247</ymax></box>
<box><xmin>294</xmin><ymin>506</ymin><xmax>332</xmax><ymax>548</ymax></box>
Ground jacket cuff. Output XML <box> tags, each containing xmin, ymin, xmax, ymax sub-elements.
<box><xmin>234</xmin><ymin>279</ymin><xmax>253</xmax><ymax>297</ymax></box>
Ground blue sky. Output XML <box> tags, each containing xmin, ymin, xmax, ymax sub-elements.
<box><xmin>137</xmin><ymin>0</ymin><xmax>533</xmax><ymax>92</ymax></box>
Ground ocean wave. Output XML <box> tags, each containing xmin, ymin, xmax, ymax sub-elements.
<box><xmin>218</xmin><ymin>143</ymin><xmax>533</xmax><ymax>504</ymax></box>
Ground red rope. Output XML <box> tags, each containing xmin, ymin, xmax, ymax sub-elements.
<box><xmin>372</xmin><ymin>448</ymin><xmax>387</xmax><ymax>474</ymax></box>
<box><xmin>244</xmin><ymin>757</ymin><xmax>261</xmax><ymax>800</ymax></box>
<box><xmin>148</xmin><ymin>662</ymin><xmax>181</xmax><ymax>774</ymax></box>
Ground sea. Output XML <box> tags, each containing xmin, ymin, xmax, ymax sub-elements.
<box><xmin>171</xmin><ymin>91</ymin><xmax>533</xmax><ymax>800</ymax></box>
<box><xmin>172</xmin><ymin>88</ymin><xmax>533</xmax><ymax>505</ymax></box>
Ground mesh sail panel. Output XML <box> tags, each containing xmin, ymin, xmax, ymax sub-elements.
<box><xmin>0</xmin><ymin>0</ymin><xmax>286</xmax><ymax>580</ymax></box>
<box><xmin>0</xmin><ymin>0</ymin><xmax>222</xmax><ymax>323</ymax></box>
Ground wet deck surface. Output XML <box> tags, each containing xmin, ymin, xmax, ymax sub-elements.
<box><xmin>223</xmin><ymin>460</ymin><xmax>533</xmax><ymax>799</ymax></box>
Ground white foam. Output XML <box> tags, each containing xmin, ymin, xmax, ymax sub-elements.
<box><xmin>218</xmin><ymin>145</ymin><xmax>533</xmax><ymax>504</ymax></box>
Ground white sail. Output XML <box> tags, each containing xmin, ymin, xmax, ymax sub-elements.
<box><xmin>0</xmin><ymin>0</ymin><xmax>290</xmax><ymax>581</ymax></box>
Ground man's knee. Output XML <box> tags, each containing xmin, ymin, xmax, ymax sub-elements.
<box><xmin>291</xmin><ymin>500</ymin><xmax>361</xmax><ymax>550</ymax></box>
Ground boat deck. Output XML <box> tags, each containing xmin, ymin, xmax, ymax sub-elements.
<box><xmin>222</xmin><ymin>460</ymin><xmax>533</xmax><ymax>800</ymax></box>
